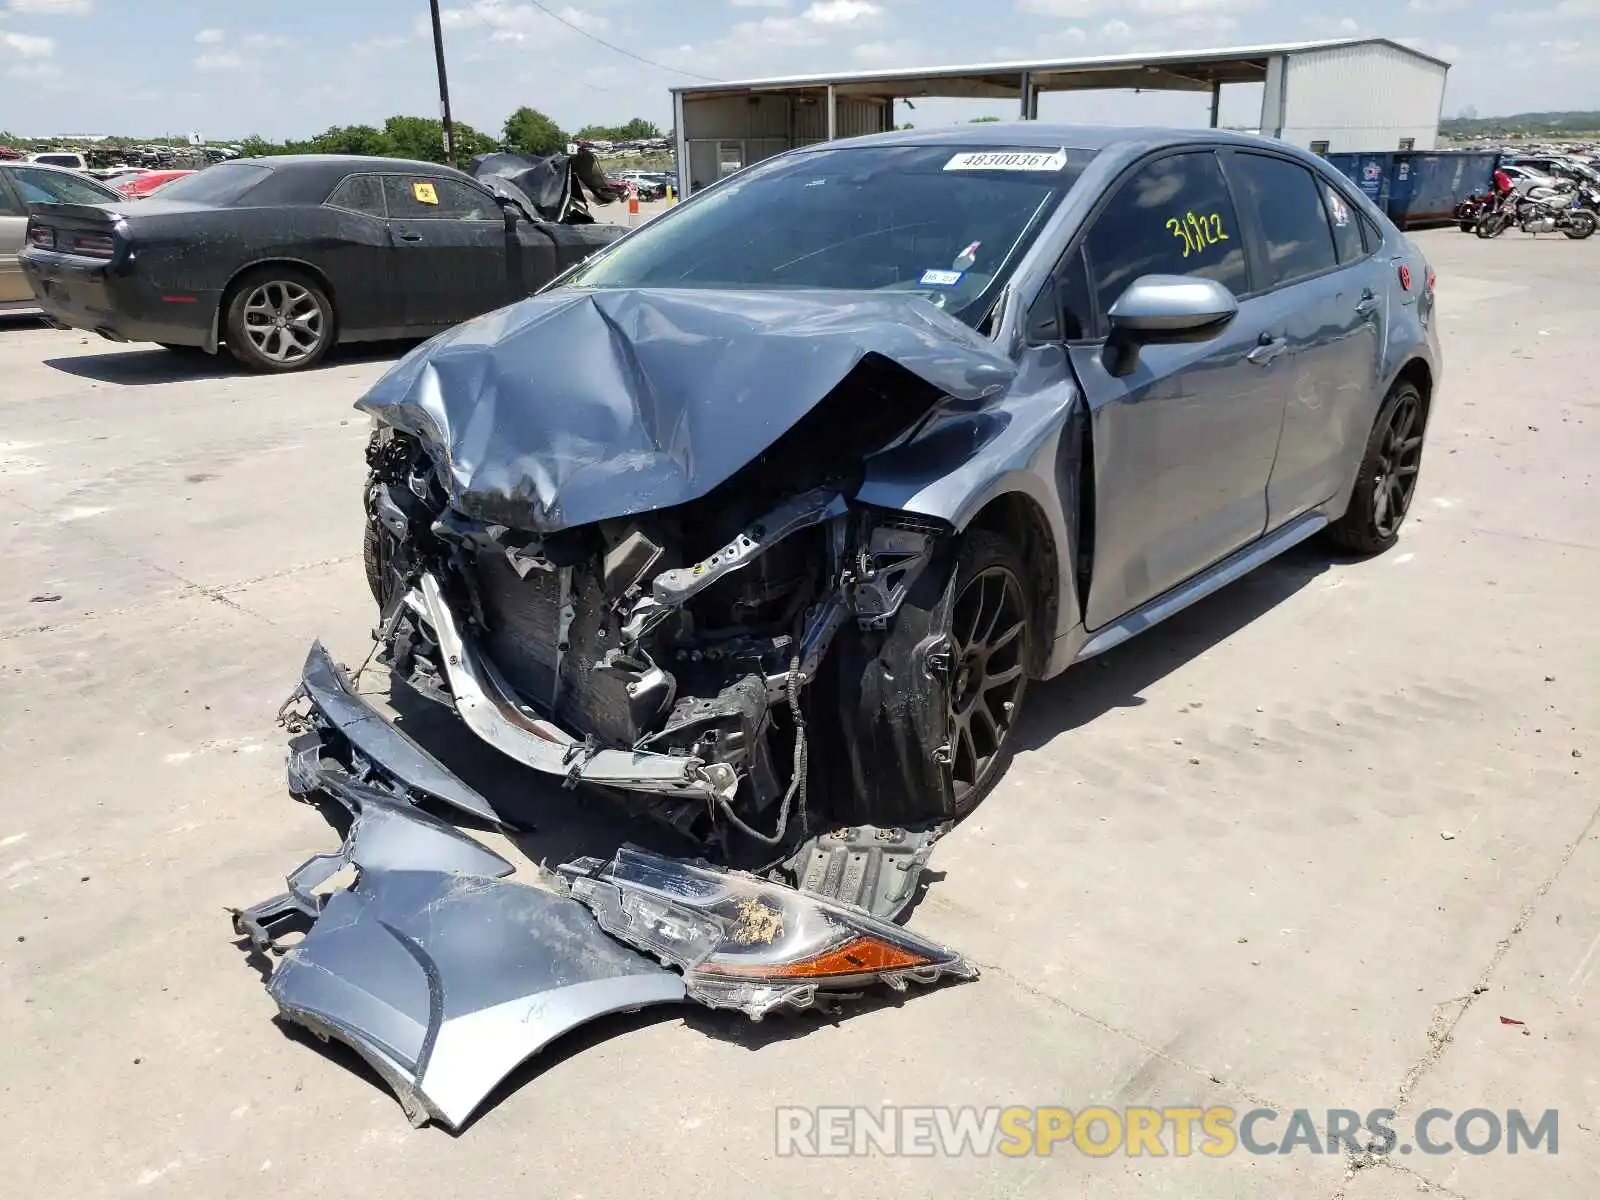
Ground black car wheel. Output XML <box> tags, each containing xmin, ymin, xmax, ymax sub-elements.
<box><xmin>223</xmin><ymin>268</ymin><xmax>333</xmax><ymax>373</ymax></box>
<box><xmin>943</xmin><ymin>540</ymin><xmax>1032</xmax><ymax>816</ymax></box>
<box><xmin>1325</xmin><ymin>381</ymin><xmax>1426</xmax><ymax>556</ymax></box>
<box><xmin>822</xmin><ymin>528</ymin><xmax>1035</xmax><ymax>828</ymax></box>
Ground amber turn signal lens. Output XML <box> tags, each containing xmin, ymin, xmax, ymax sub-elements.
<box><xmin>699</xmin><ymin>936</ymin><xmax>933</xmax><ymax>979</ymax></box>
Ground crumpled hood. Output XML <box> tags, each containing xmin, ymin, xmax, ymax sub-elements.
<box><xmin>355</xmin><ymin>287</ymin><xmax>1016</xmax><ymax>532</ymax></box>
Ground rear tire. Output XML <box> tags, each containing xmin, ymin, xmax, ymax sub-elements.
<box><xmin>1325</xmin><ymin>381</ymin><xmax>1426</xmax><ymax>556</ymax></box>
<box><xmin>1563</xmin><ymin>209</ymin><xmax>1597</xmax><ymax>239</ymax></box>
<box><xmin>223</xmin><ymin>267</ymin><xmax>333</xmax><ymax>373</ymax></box>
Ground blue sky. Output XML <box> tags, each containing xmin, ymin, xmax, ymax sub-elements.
<box><xmin>0</xmin><ymin>0</ymin><xmax>1594</xmax><ymax>140</ymax></box>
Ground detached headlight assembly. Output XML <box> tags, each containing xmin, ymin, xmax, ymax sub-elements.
<box><xmin>559</xmin><ymin>846</ymin><xmax>976</xmax><ymax>1020</ymax></box>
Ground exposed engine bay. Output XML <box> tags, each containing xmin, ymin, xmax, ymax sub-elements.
<box><xmin>363</xmin><ymin>380</ymin><xmax>947</xmax><ymax>866</ymax></box>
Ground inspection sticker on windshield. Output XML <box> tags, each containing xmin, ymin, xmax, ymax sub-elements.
<box><xmin>945</xmin><ymin>149</ymin><xmax>1068</xmax><ymax>172</ymax></box>
<box><xmin>919</xmin><ymin>268</ymin><xmax>965</xmax><ymax>287</ymax></box>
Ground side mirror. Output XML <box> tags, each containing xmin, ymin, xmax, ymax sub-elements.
<box><xmin>1103</xmin><ymin>274</ymin><xmax>1237</xmax><ymax>377</ymax></box>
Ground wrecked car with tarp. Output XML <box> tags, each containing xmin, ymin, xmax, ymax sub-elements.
<box><xmin>239</xmin><ymin>126</ymin><xmax>1440</xmax><ymax>1127</ymax></box>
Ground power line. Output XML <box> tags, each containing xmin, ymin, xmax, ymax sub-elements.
<box><xmin>522</xmin><ymin>0</ymin><xmax>721</xmax><ymax>83</ymax></box>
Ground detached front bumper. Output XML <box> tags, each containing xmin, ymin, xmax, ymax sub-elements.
<box><xmin>293</xmin><ymin>574</ymin><xmax>739</xmax><ymax>817</ymax></box>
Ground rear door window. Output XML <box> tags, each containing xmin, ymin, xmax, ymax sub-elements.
<box><xmin>383</xmin><ymin>176</ymin><xmax>498</xmax><ymax>221</ymax></box>
<box><xmin>1228</xmin><ymin>153</ymin><xmax>1340</xmax><ymax>287</ymax></box>
<box><xmin>325</xmin><ymin>174</ymin><xmax>387</xmax><ymax>218</ymax></box>
<box><xmin>1082</xmin><ymin>150</ymin><xmax>1249</xmax><ymax>326</ymax></box>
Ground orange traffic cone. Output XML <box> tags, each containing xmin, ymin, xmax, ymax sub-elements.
<box><xmin>627</xmin><ymin>182</ymin><xmax>640</xmax><ymax>224</ymax></box>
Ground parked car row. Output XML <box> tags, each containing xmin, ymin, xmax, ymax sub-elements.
<box><xmin>13</xmin><ymin>155</ymin><xmax>626</xmax><ymax>369</ymax></box>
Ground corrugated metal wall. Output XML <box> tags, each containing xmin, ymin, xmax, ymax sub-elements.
<box><xmin>681</xmin><ymin>94</ymin><xmax>891</xmax><ymax>192</ymax></box>
<box><xmin>1280</xmin><ymin>43</ymin><xmax>1447</xmax><ymax>153</ymax></box>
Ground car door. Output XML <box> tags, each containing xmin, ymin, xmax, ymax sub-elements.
<box><xmin>1059</xmin><ymin>148</ymin><xmax>1288</xmax><ymax>631</ymax></box>
<box><xmin>320</xmin><ymin>172</ymin><xmax>403</xmax><ymax>334</ymax></box>
<box><xmin>1223</xmin><ymin>152</ymin><xmax>1385</xmax><ymax>528</ymax></box>
<box><xmin>0</xmin><ymin>171</ymin><xmax>29</xmax><ymax>304</ymax></box>
<box><xmin>381</xmin><ymin>174</ymin><xmax>515</xmax><ymax>328</ymax></box>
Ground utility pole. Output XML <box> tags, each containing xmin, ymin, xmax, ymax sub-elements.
<box><xmin>428</xmin><ymin>0</ymin><xmax>457</xmax><ymax>167</ymax></box>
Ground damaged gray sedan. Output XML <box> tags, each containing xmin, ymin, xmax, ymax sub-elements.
<box><xmin>242</xmin><ymin>124</ymin><xmax>1443</xmax><ymax>1128</ymax></box>
<box><xmin>352</xmin><ymin>124</ymin><xmax>1439</xmax><ymax>860</ymax></box>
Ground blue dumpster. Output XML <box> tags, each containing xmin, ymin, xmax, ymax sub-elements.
<box><xmin>1325</xmin><ymin>152</ymin><xmax>1394</xmax><ymax>211</ymax></box>
<box><xmin>1387</xmin><ymin>150</ymin><xmax>1500</xmax><ymax>229</ymax></box>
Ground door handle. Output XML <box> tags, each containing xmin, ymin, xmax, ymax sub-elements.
<box><xmin>1245</xmin><ymin>335</ymin><xmax>1288</xmax><ymax>367</ymax></box>
<box><xmin>399</xmin><ymin>233</ymin><xmax>423</xmax><ymax>243</ymax></box>
<box><xmin>1355</xmin><ymin>289</ymin><xmax>1379</xmax><ymax>315</ymax></box>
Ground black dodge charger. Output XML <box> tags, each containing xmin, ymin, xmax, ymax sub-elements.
<box><xmin>18</xmin><ymin>155</ymin><xmax>624</xmax><ymax>372</ymax></box>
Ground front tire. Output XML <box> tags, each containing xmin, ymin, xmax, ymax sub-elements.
<box><xmin>1563</xmin><ymin>209</ymin><xmax>1597</xmax><ymax>239</ymax></box>
<box><xmin>223</xmin><ymin>268</ymin><xmax>333</xmax><ymax>373</ymax></box>
<box><xmin>1325</xmin><ymin>381</ymin><xmax>1426</xmax><ymax>556</ymax></box>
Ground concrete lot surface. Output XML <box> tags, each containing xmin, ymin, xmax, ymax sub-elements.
<box><xmin>0</xmin><ymin>229</ymin><xmax>1594</xmax><ymax>1198</ymax></box>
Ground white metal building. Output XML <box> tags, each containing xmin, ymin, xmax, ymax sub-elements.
<box><xmin>670</xmin><ymin>38</ymin><xmax>1449</xmax><ymax>196</ymax></box>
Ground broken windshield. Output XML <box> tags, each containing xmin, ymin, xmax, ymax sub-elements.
<box><xmin>565</xmin><ymin>143</ymin><xmax>1096</xmax><ymax>327</ymax></box>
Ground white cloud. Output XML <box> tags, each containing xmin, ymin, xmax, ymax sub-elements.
<box><xmin>6</xmin><ymin>0</ymin><xmax>90</xmax><ymax>13</ymax></box>
<box><xmin>1101</xmin><ymin>17</ymin><xmax>1132</xmax><ymax>38</ymax></box>
<box><xmin>853</xmin><ymin>39</ymin><xmax>918</xmax><ymax>63</ymax></box>
<box><xmin>0</xmin><ymin>29</ymin><xmax>53</xmax><ymax>56</ymax></box>
<box><xmin>1306</xmin><ymin>15</ymin><xmax>1360</xmax><ymax>34</ymax></box>
<box><xmin>440</xmin><ymin>0</ymin><xmax>610</xmax><ymax>40</ymax></box>
<box><xmin>194</xmin><ymin>28</ymin><xmax>225</xmax><ymax>44</ymax></box>
<box><xmin>802</xmin><ymin>0</ymin><xmax>880</xmax><ymax>21</ymax></box>
<box><xmin>1492</xmin><ymin>0</ymin><xmax>1600</xmax><ymax>19</ymax></box>
<box><xmin>194</xmin><ymin>50</ymin><xmax>246</xmax><ymax>71</ymax></box>
<box><xmin>6</xmin><ymin>58</ymin><xmax>60</xmax><ymax>78</ymax></box>
<box><xmin>731</xmin><ymin>14</ymin><xmax>826</xmax><ymax>46</ymax></box>
<box><xmin>1016</xmin><ymin>0</ymin><xmax>1098</xmax><ymax>13</ymax></box>
<box><xmin>352</xmin><ymin>33</ymin><xmax>414</xmax><ymax>54</ymax></box>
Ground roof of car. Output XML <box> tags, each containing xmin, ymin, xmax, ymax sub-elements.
<box><xmin>239</xmin><ymin>154</ymin><xmax>478</xmax><ymax>179</ymax></box>
<box><xmin>826</xmin><ymin>123</ymin><xmax>1285</xmax><ymax>154</ymax></box>
<box><xmin>2</xmin><ymin>159</ymin><xmax>94</xmax><ymax>174</ymax></box>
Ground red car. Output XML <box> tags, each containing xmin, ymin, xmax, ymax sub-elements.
<box><xmin>113</xmin><ymin>169</ymin><xmax>196</xmax><ymax>199</ymax></box>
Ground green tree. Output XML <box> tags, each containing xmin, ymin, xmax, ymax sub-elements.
<box><xmin>311</xmin><ymin>124</ymin><xmax>395</xmax><ymax>157</ymax></box>
<box><xmin>576</xmin><ymin>117</ymin><xmax>662</xmax><ymax>142</ymax></box>
<box><xmin>384</xmin><ymin>115</ymin><xmax>450</xmax><ymax>163</ymax></box>
<box><xmin>503</xmin><ymin>106</ymin><xmax>568</xmax><ymax>156</ymax></box>
<box><xmin>236</xmin><ymin>135</ymin><xmax>285</xmax><ymax>158</ymax></box>
<box><xmin>451</xmin><ymin>121</ymin><xmax>500</xmax><ymax>160</ymax></box>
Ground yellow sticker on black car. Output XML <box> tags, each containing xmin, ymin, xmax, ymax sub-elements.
<box><xmin>412</xmin><ymin>181</ymin><xmax>438</xmax><ymax>205</ymax></box>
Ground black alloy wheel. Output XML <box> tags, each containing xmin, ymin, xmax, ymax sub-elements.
<box><xmin>1325</xmin><ymin>381</ymin><xmax>1426</xmax><ymax>555</ymax></box>
<box><xmin>947</xmin><ymin>560</ymin><xmax>1030</xmax><ymax>814</ymax></box>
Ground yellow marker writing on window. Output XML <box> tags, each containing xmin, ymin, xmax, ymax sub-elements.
<box><xmin>412</xmin><ymin>181</ymin><xmax>439</xmax><ymax>206</ymax></box>
<box><xmin>1165</xmin><ymin>211</ymin><xmax>1230</xmax><ymax>258</ymax></box>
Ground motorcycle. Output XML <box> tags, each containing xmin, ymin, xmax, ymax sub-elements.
<box><xmin>1474</xmin><ymin>180</ymin><xmax>1595</xmax><ymax>239</ymax></box>
<box><xmin>1516</xmin><ymin>184</ymin><xmax>1597</xmax><ymax>239</ymax></box>
<box><xmin>1455</xmin><ymin>191</ymin><xmax>1492</xmax><ymax>233</ymax></box>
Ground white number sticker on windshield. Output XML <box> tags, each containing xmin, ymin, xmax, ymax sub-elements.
<box><xmin>945</xmin><ymin>149</ymin><xmax>1068</xmax><ymax>172</ymax></box>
